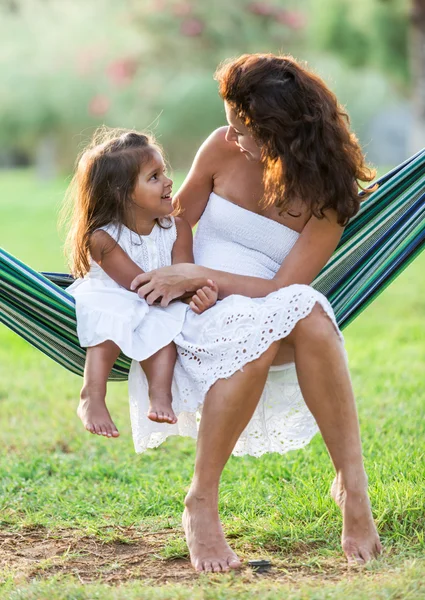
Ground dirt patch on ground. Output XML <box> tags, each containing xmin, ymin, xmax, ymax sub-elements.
<box><xmin>0</xmin><ymin>525</ymin><xmax>355</xmax><ymax>586</ymax></box>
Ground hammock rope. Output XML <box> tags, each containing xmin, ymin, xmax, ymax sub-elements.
<box><xmin>1</xmin><ymin>148</ymin><xmax>425</xmax><ymax>381</ymax></box>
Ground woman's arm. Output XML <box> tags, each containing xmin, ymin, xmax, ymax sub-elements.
<box><xmin>131</xmin><ymin>210</ymin><xmax>343</xmax><ymax>305</ymax></box>
<box><xmin>90</xmin><ymin>230</ymin><xmax>144</xmax><ymax>290</ymax></box>
<box><xmin>174</xmin><ymin>127</ymin><xmax>227</xmax><ymax>227</ymax></box>
<box><xmin>199</xmin><ymin>209</ymin><xmax>344</xmax><ymax>297</ymax></box>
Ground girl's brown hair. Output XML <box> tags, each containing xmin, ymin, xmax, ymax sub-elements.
<box><xmin>215</xmin><ymin>54</ymin><xmax>376</xmax><ymax>225</ymax></box>
<box><xmin>61</xmin><ymin>127</ymin><xmax>172</xmax><ymax>278</ymax></box>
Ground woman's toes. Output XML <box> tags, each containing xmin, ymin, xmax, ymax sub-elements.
<box><xmin>202</xmin><ymin>561</ymin><xmax>213</xmax><ymax>572</ymax></box>
<box><xmin>211</xmin><ymin>561</ymin><xmax>221</xmax><ymax>573</ymax></box>
<box><xmin>194</xmin><ymin>559</ymin><xmax>203</xmax><ymax>572</ymax></box>
<box><xmin>228</xmin><ymin>556</ymin><xmax>242</xmax><ymax>569</ymax></box>
<box><xmin>220</xmin><ymin>561</ymin><xmax>229</xmax><ymax>572</ymax></box>
<box><xmin>347</xmin><ymin>553</ymin><xmax>364</xmax><ymax>566</ymax></box>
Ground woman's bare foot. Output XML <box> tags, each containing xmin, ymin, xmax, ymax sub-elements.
<box><xmin>182</xmin><ymin>492</ymin><xmax>242</xmax><ymax>573</ymax></box>
<box><xmin>147</xmin><ymin>393</ymin><xmax>177</xmax><ymax>424</ymax></box>
<box><xmin>331</xmin><ymin>475</ymin><xmax>382</xmax><ymax>565</ymax></box>
<box><xmin>77</xmin><ymin>386</ymin><xmax>119</xmax><ymax>438</ymax></box>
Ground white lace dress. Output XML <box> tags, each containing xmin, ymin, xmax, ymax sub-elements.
<box><xmin>128</xmin><ymin>193</ymin><xmax>343</xmax><ymax>457</ymax></box>
<box><xmin>67</xmin><ymin>219</ymin><xmax>188</xmax><ymax>361</ymax></box>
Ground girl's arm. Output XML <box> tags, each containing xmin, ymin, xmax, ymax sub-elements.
<box><xmin>171</xmin><ymin>217</ymin><xmax>194</xmax><ymax>264</ymax></box>
<box><xmin>90</xmin><ymin>230</ymin><xmax>144</xmax><ymax>290</ymax></box>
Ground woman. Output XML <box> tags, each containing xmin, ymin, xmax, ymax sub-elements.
<box><xmin>130</xmin><ymin>54</ymin><xmax>382</xmax><ymax>572</ymax></box>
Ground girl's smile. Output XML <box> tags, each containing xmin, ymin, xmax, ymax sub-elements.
<box><xmin>132</xmin><ymin>150</ymin><xmax>174</xmax><ymax>217</ymax></box>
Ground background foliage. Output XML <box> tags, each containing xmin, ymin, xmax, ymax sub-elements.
<box><xmin>0</xmin><ymin>0</ymin><xmax>412</xmax><ymax>171</ymax></box>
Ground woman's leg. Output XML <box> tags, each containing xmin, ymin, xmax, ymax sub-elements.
<box><xmin>289</xmin><ymin>305</ymin><xmax>382</xmax><ymax>564</ymax></box>
<box><xmin>183</xmin><ymin>341</ymin><xmax>281</xmax><ymax>573</ymax></box>
<box><xmin>184</xmin><ymin>304</ymin><xmax>381</xmax><ymax>572</ymax></box>
<box><xmin>140</xmin><ymin>343</ymin><xmax>177</xmax><ymax>424</ymax></box>
<box><xmin>77</xmin><ymin>340</ymin><xmax>121</xmax><ymax>437</ymax></box>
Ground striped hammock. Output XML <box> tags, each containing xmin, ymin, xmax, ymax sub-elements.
<box><xmin>1</xmin><ymin>148</ymin><xmax>425</xmax><ymax>381</ymax></box>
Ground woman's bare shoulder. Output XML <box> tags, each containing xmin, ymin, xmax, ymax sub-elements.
<box><xmin>199</xmin><ymin>127</ymin><xmax>237</xmax><ymax>161</ymax></box>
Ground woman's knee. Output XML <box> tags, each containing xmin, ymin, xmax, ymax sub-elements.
<box><xmin>254</xmin><ymin>340</ymin><xmax>281</xmax><ymax>369</ymax></box>
<box><xmin>291</xmin><ymin>303</ymin><xmax>337</xmax><ymax>344</ymax></box>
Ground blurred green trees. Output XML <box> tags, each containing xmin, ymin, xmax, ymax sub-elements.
<box><xmin>0</xmin><ymin>0</ymin><xmax>414</xmax><ymax>171</ymax></box>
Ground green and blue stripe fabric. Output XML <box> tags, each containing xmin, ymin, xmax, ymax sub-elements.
<box><xmin>1</xmin><ymin>148</ymin><xmax>425</xmax><ymax>381</ymax></box>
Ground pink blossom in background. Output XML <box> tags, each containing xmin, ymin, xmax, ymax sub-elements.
<box><xmin>275</xmin><ymin>10</ymin><xmax>307</xmax><ymax>29</ymax></box>
<box><xmin>89</xmin><ymin>95</ymin><xmax>110</xmax><ymax>117</ymax></box>
<box><xmin>147</xmin><ymin>0</ymin><xmax>166</xmax><ymax>12</ymax></box>
<box><xmin>180</xmin><ymin>16</ymin><xmax>204</xmax><ymax>36</ymax></box>
<box><xmin>106</xmin><ymin>58</ymin><xmax>138</xmax><ymax>87</ymax></box>
<box><xmin>75</xmin><ymin>44</ymin><xmax>108</xmax><ymax>77</ymax></box>
<box><xmin>246</xmin><ymin>2</ymin><xmax>276</xmax><ymax>17</ymax></box>
<box><xmin>172</xmin><ymin>1</ymin><xmax>192</xmax><ymax>17</ymax></box>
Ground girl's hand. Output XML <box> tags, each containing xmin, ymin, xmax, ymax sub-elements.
<box><xmin>130</xmin><ymin>263</ymin><xmax>206</xmax><ymax>307</ymax></box>
<box><xmin>189</xmin><ymin>280</ymin><xmax>219</xmax><ymax>315</ymax></box>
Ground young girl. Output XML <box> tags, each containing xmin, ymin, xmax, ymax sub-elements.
<box><xmin>63</xmin><ymin>128</ymin><xmax>218</xmax><ymax>438</ymax></box>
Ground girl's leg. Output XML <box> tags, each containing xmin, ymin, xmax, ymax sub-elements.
<box><xmin>77</xmin><ymin>340</ymin><xmax>121</xmax><ymax>437</ymax></box>
<box><xmin>140</xmin><ymin>343</ymin><xmax>177</xmax><ymax>424</ymax></box>
<box><xmin>183</xmin><ymin>305</ymin><xmax>381</xmax><ymax>572</ymax></box>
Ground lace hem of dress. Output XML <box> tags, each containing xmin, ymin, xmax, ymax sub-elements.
<box><xmin>128</xmin><ymin>285</ymin><xmax>340</xmax><ymax>457</ymax></box>
<box><xmin>129</xmin><ymin>362</ymin><xmax>319</xmax><ymax>457</ymax></box>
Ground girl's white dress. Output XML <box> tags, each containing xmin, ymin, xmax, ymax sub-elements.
<box><xmin>128</xmin><ymin>193</ymin><xmax>343</xmax><ymax>457</ymax></box>
<box><xmin>67</xmin><ymin>219</ymin><xmax>188</xmax><ymax>361</ymax></box>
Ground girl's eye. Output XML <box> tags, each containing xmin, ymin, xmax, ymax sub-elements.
<box><xmin>150</xmin><ymin>173</ymin><xmax>158</xmax><ymax>180</ymax></box>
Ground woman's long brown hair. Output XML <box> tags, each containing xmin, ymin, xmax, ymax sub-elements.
<box><xmin>61</xmin><ymin>127</ymin><xmax>171</xmax><ymax>278</ymax></box>
<box><xmin>215</xmin><ymin>54</ymin><xmax>376</xmax><ymax>225</ymax></box>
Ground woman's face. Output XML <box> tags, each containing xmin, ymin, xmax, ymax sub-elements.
<box><xmin>224</xmin><ymin>102</ymin><xmax>261</xmax><ymax>161</ymax></box>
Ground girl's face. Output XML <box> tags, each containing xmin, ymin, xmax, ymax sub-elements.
<box><xmin>224</xmin><ymin>102</ymin><xmax>262</xmax><ymax>161</ymax></box>
<box><xmin>131</xmin><ymin>149</ymin><xmax>174</xmax><ymax>218</ymax></box>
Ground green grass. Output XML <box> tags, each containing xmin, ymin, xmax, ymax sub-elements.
<box><xmin>1</xmin><ymin>169</ymin><xmax>425</xmax><ymax>598</ymax></box>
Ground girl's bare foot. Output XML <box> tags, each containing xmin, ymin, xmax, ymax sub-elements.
<box><xmin>331</xmin><ymin>475</ymin><xmax>382</xmax><ymax>565</ymax></box>
<box><xmin>182</xmin><ymin>491</ymin><xmax>242</xmax><ymax>573</ymax></box>
<box><xmin>147</xmin><ymin>392</ymin><xmax>177</xmax><ymax>424</ymax></box>
<box><xmin>77</xmin><ymin>386</ymin><xmax>119</xmax><ymax>438</ymax></box>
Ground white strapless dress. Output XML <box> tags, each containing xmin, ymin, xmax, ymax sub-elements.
<box><xmin>67</xmin><ymin>220</ymin><xmax>188</xmax><ymax>361</ymax></box>
<box><xmin>128</xmin><ymin>193</ymin><xmax>343</xmax><ymax>457</ymax></box>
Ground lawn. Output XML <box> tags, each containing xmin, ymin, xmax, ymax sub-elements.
<box><xmin>0</xmin><ymin>169</ymin><xmax>425</xmax><ymax>599</ymax></box>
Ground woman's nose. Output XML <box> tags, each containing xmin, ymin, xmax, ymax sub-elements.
<box><xmin>225</xmin><ymin>127</ymin><xmax>237</xmax><ymax>142</ymax></box>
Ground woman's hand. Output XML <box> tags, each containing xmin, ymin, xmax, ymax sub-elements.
<box><xmin>189</xmin><ymin>280</ymin><xmax>219</xmax><ymax>314</ymax></box>
<box><xmin>130</xmin><ymin>263</ymin><xmax>206</xmax><ymax>307</ymax></box>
